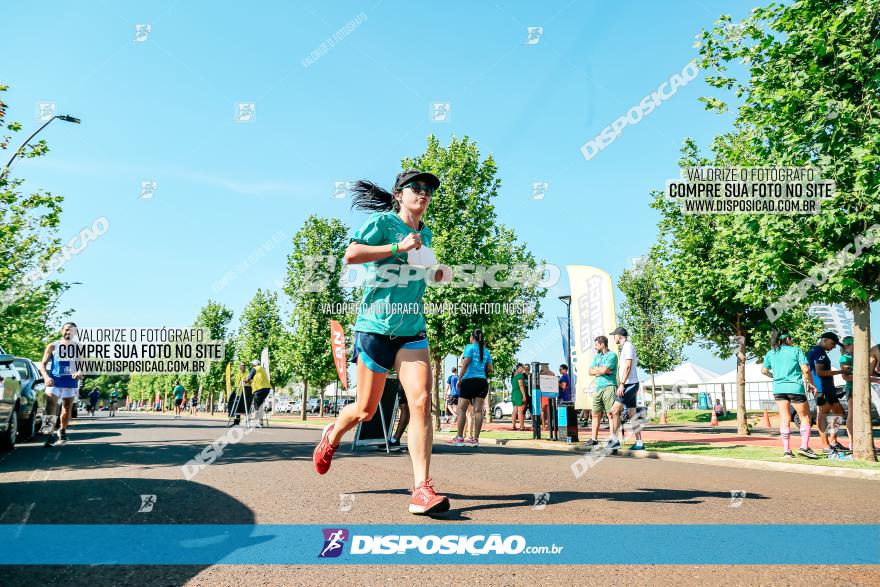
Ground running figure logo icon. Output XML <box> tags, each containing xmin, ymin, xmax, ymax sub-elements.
<box><xmin>524</xmin><ymin>27</ymin><xmax>543</xmax><ymax>45</ymax></box>
<box><xmin>338</xmin><ymin>493</ymin><xmax>355</xmax><ymax>512</ymax></box>
<box><xmin>728</xmin><ymin>490</ymin><xmax>747</xmax><ymax>508</ymax></box>
<box><xmin>319</xmin><ymin>528</ymin><xmax>349</xmax><ymax>558</ymax></box>
<box><xmin>531</xmin><ymin>182</ymin><xmax>549</xmax><ymax>200</ymax></box>
<box><xmin>138</xmin><ymin>494</ymin><xmax>157</xmax><ymax>513</ymax></box>
<box><xmin>533</xmin><ymin>492</ymin><xmax>550</xmax><ymax>510</ymax></box>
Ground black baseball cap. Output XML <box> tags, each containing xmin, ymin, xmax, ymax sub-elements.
<box><xmin>394</xmin><ymin>169</ymin><xmax>440</xmax><ymax>192</ymax></box>
<box><xmin>820</xmin><ymin>331</ymin><xmax>841</xmax><ymax>344</ymax></box>
<box><xmin>609</xmin><ymin>327</ymin><xmax>628</xmax><ymax>336</ymax></box>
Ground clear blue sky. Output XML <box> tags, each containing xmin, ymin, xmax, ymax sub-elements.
<box><xmin>3</xmin><ymin>0</ymin><xmax>873</xmax><ymax>375</ymax></box>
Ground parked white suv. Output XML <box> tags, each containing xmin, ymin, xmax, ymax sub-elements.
<box><xmin>0</xmin><ymin>346</ymin><xmax>23</xmax><ymax>449</ymax></box>
<box><xmin>493</xmin><ymin>400</ymin><xmax>532</xmax><ymax>421</ymax></box>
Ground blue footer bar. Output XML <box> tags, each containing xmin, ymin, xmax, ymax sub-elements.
<box><xmin>1</xmin><ymin>525</ymin><xmax>878</xmax><ymax>565</ymax></box>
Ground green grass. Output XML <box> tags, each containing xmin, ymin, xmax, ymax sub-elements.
<box><xmin>461</xmin><ymin>430</ymin><xmax>537</xmax><ymax>440</ymax></box>
<box><xmin>648</xmin><ymin>410</ymin><xmax>763</xmax><ymax>424</ymax></box>
<box><xmin>645</xmin><ymin>441</ymin><xmax>880</xmax><ymax>470</ymax></box>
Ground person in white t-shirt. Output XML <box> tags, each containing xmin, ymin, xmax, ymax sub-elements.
<box><xmin>607</xmin><ymin>327</ymin><xmax>644</xmax><ymax>451</ymax></box>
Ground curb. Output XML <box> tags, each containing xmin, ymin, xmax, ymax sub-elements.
<box><xmin>430</xmin><ymin>433</ymin><xmax>880</xmax><ymax>481</ymax></box>
<box><xmin>153</xmin><ymin>413</ymin><xmax>880</xmax><ymax>481</ymax></box>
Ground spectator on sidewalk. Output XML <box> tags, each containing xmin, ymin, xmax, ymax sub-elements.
<box><xmin>762</xmin><ymin>331</ymin><xmax>818</xmax><ymax>459</ymax></box>
<box><xmin>447</xmin><ymin>328</ymin><xmax>493</xmax><ymax>447</ymax></box>
<box><xmin>608</xmin><ymin>327</ymin><xmax>644</xmax><ymax>451</ymax></box>
<box><xmin>230</xmin><ymin>362</ymin><xmax>250</xmax><ymax>425</ymax></box>
<box><xmin>511</xmin><ymin>364</ymin><xmax>528</xmax><ymax>431</ymax></box>
<box><xmin>713</xmin><ymin>399</ymin><xmax>726</xmax><ymax>417</ymax></box>
<box><xmin>840</xmin><ymin>336</ymin><xmax>854</xmax><ymax>450</ymax></box>
<box><xmin>444</xmin><ymin>367</ymin><xmax>459</xmax><ymax>424</ymax></box>
<box><xmin>808</xmin><ymin>332</ymin><xmax>848</xmax><ymax>455</ymax></box>
<box><xmin>586</xmin><ymin>336</ymin><xmax>617</xmax><ymax>447</ymax></box>
<box><xmin>558</xmin><ymin>365</ymin><xmax>572</xmax><ymax>403</ymax></box>
<box><xmin>245</xmin><ymin>360</ymin><xmax>272</xmax><ymax>426</ymax></box>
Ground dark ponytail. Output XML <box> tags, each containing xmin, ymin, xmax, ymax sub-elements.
<box><xmin>473</xmin><ymin>328</ymin><xmax>485</xmax><ymax>361</ymax></box>
<box><xmin>770</xmin><ymin>330</ymin><xmax>781</xmax><ymax>352</ymax></box>
<box><xmin>350</xmin><ymin>180</ymin><xmax>399</xmax><ymax>213</ymax></box>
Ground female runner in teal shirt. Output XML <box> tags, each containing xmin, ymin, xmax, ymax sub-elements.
<box><xmin>313</xmin><ymin>169</ymin><xmax>450</xmax><ymax>515</ymax></box>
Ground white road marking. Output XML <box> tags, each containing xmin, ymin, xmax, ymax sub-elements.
<box><xmin>13</xmin><ymin>502</ymin><xmax>36</xmax><ymax>538</ymax></box>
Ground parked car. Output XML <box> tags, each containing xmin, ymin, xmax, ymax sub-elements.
<box><xmin>329</xmin><ymin>397</ymin><xmax>355</xmax><ymax>414</ymax></box>
<box><xmin>273</xmin><ymin>400</ymin><xmax>293</xmax><ymax>413</ymax></box>
<box><xmin>291</xmin><ymin>400</ymin><xmax>303</xmax><ymax>414</ymax></box>
<box><xmin>493</xmin><ymin>400</ymin><xmax>532</xmax><ymax>421</ymax></box>
<box><xmin>0</xmin><ymin>347</ymin><xmax>23</xmax><ymax>449</ymax></box>
<box><xmin>13</xmin><ymin>357</ymin><xmax>46</xmax><ymax>441</ymax></box>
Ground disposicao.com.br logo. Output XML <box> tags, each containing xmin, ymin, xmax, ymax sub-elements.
<box><xmin>318</xmin><ymin>529</ymin><xmax>563</xmax><ymax>557</ymax></box>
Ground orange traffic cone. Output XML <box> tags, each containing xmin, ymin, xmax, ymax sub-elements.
<box><xmin>710</xmin><ymin>410</ymin><xmax>719</xmax><ymax>427</ymax></box>
<box><xmin>660</xmin><ymin>411</ymin><xmax>668</xmax><ymax>425</ymax></box>
<box><xmin>760</xmin><ymin>409</ymin><xmax>772</xmax><ymax>428</ymax></box>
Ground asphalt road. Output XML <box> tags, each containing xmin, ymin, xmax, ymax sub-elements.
<box><xmin>1</xmin><ymin>413</ymin><xmax>878</xmax><ymax>586</ymax></box>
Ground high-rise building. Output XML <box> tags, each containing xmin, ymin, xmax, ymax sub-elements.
<box><xmin>808</xmin><ymin>303</ymin><xmax>854</xmax><ymax>338</ymax></box>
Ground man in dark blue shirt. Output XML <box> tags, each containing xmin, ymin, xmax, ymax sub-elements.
<box><xmin>558</xmin><ymin>365</ymin><xmax>572</xmax><ymax>403</ymax></box>
<box><xmin>444</xmin><ymin>368</ymin><xmax>459</xmax><ymax>424</ymax></box>
<box><xmin>807</xmin><ymin>332</ymin><xmax>847</xmax><ymax>454</ymax></box>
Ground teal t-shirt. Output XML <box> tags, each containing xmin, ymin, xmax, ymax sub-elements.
<box><xmin>840</xmin><ymin>352</ymin><xmax>853</xmax><ymax>394</ymax></box>
<box><xmin>461</xmin><ymin>343</ymin><xmax>492</xmax><ymax>380</ymax></box>
<box><xmin>351</xmin><ymin>211</ymin><xmax>433</xmax><ymax>337</ymax></box>
<box><xmin>591</xmin><ymin>351</ymin><xmax>618</xmax><ymax>389</ymax></box>
<box><xmin>173</xmin><ymin>385</ymin><xmax>185</xmax><ymax>399</ymax></box>
<box><xmin>762</xmin><ymin>345</ymin><xmax>808</xmax><ymax>394</ymax></box>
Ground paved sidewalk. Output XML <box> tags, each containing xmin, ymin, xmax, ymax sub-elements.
<box><xmin>134</xmin><ymin>410</ymin><xmax>880</xmax><ymax>449</ymax></box>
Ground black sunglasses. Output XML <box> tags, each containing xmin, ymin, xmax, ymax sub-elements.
<box><xmin>402</xmin><ymin>181</ymin><xmax>435</xmax><ymax>196</ymax></box>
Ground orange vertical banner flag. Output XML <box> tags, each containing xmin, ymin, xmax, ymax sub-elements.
<box><xmin>330</xmin><ymin>320</ymin><xmax>348</xmax><ymax>390</ymax></box>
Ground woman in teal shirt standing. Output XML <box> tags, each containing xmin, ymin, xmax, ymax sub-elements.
<box><xmin>762</xmin><ymin>331</ymin><xmax>818</xmax><ymax>459</ymax></box>
<box><xmin>448</xmin><ymin>328</ymin><xmax>493</xmax><ymax>447</ymax></box>
<box><xmin>312</xmin><ymin>169</ymin><xmax>450</xmax><ymax>516</ymax></box>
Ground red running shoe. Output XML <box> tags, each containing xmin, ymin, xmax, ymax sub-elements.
<box><xmin>409</xmin><ymin>478</ymin><xmax>450</xmax><ymax>515</ymax></box>
<box><xmin>313</xmin><ymin>424</ymin><xmax>337</xmax><ymax>475</ymax></box>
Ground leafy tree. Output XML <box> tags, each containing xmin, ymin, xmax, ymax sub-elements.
<box><xmin>284</xmin><ymin>216</ymin><xmax>351</xmax><ymax>420</ymax></box>
<box><xmin>617</xmin><ymin>255</ymin><xmax>685</xmax><ymax>417</ymax></box>
<box><xmin>402</xmin><ymin>136</ymin><xmax>545</xmax><ymax>429</ymax></box>
<box><xmin>194</xmin><ymin>300</ymin><xmax>234</xmax><ymax>407</ymax></box>
<box><xmin>696</xmin><ymin>0</ymin><xmax>880</xmax><ymax>459</ymax></box>
<box><xmin>0</xmin><ymin>84</ymin><xmax>70</xmax><ymax>358</ymax></box>
<box><xmin>653</xmin><ymin>140</ymin><xmax>821</xmax><ymax>434</ymax></box>
<box><xmin>237</xmin><ymin>289</ymin><xmax>291</xmax><ymax>396</ymax></box>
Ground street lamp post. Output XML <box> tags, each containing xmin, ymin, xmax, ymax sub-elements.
<box><xmin>558</xmin><ymin>294</ymin><xmax>578</xmax><ymax>441</ymax></box>
<box><xmin>1</xmin><ymin>114</ymin><xmax>81</xmax><ymax>180</ymax></box>
<box><xmin>558</xmin><ymin>295</ymin><xmax>574</xmax><ymax>375</ymax></box>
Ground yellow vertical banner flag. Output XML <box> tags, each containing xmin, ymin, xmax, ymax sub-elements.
<box><xmin>566</xmin><ymin>265</ymin><xmax>617</xmax><ymax>410</ymax></box>
<box><xmin>225</xmin><ymin>362</ymin><xmax>232</xmax><ymax>399</ymax></box>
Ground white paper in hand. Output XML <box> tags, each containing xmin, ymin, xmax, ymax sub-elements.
<box><xmin>407</xmin><ymin>245</ymin><xmax>438</xmax><ymax>268</ymax></box>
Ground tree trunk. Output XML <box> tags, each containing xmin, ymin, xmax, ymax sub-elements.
<box><xmin>650</xmin><ymin>370</ymin><xmax>657</xmax><ymax>418</ymax></box>
<box><xmin>301</xmin><ymin>380</ymin><xmax>308</xmax><ymax>421</ymax></box>
<box><xmin>319</xmin><ymin>385</ymin><xmax>325</xmax><ymax>418</ymax></box>
<box><xmin>432</xmin><ymin>356</ymin><xmax>442</xmax><ymax>431</ymax></box>
<box><xmin>849</xmin><ymin>300</ymin><xmax>876</xmax><ymax>461</ymax></box>
<box><xmin>736</xmin><ymin>332</ymin><xmax>749</xmax><ymax>435</ymax></box>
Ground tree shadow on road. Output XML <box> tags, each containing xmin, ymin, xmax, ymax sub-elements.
<box><xmin>353</xmin><ymin>487</ymin><xmax>769</xmax><ymax>520</ymax></box>
<box><xmin>0</xmin><ymin>437</ymin><xmax>322</xmax><ymax>473</ymax></box>
<box><xmin>0</xmin><ymin>477</ymin><xmax>263</xmax><ymax>586</ymax></box>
